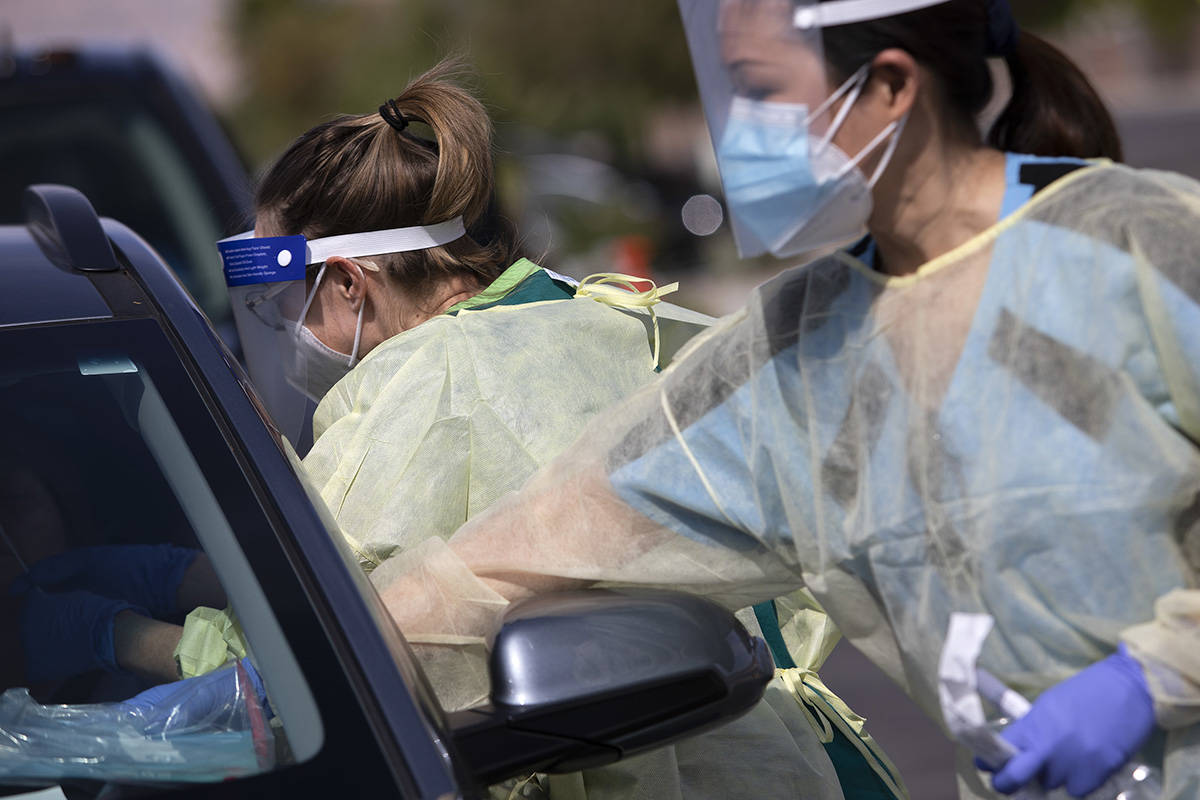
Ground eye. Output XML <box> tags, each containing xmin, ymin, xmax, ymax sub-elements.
<box><xmin>729</xmin><ymin>65</ymin><xmax>784</xmax><ymax>102</ymax></box>
<box><xmin>739</xmin><ymin>86</ymin><xmax>773</xmax><ymax>101</ymax></box>
<box><xmin>732</xmin><ymin>76</ymin><xmax>779</xmax><ymax>101</ymax></box>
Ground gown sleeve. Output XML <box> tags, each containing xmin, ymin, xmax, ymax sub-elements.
<box><xmin>372</xmin><ymin>304</ymin><xmax>808</xmax><ymax>652</ymax></box>
<box><xmin>1119</xmin><ymin>169</ymin><xmax>1200</xmax><ymax>730</ymax></box>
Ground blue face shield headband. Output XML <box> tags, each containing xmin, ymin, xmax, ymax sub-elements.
<box><xmin>216</xmin><ymin>218</ymin><xmax>468</xmax><ymax>289</ymax></box>
<box><xmin>218</xmin><ymin>217</ymin><xmax>468</xmax><ymax>408</ymax></box>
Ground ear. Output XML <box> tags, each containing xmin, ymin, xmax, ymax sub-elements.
<box><xmin>865</xmin><ymin>48</ymin><xmax>919</xmax><ymax>124</ymax></box>
<box><xmin>323</xmin><ymin>256</ymin><xmax>368</xmax><ymax>310</ymax></box>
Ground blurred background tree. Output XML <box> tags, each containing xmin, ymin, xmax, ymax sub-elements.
<box><xmin>230</xmin><ymin>0</ymin><xmax>697</xmax><ymax>166</ymax></box>
<box><xmin>1011</xmin><ymin>0</ymin><xmax>1199</xmax><ymax>61</ymax></box>
<box><xmin>231</xmin><ymin>0</ymin><xmax>1200</xmax><ymax>167</ymax></box>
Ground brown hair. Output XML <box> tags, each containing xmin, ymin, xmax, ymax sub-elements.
<box><xmin>255</xmin><ymin>60</ymin><xmax>519</xmax><ymax>299</ymax></box>
<box><xmin>821</xmin><ymin>0</ymin><xmax>1123</xmax><ymax>160</ymax></box>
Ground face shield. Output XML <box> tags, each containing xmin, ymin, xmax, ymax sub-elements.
<box><xmin>218</xmin><ymin>218</ymin><xmax>467</xmax><ymax>450</ymax></box>
<box><xmin>678</xmin><ymin>0</ymin><xmax>949</xmax><ymax>258</ymax></box>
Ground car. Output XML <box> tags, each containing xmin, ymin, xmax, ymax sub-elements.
<box><xmin>0</xmin><ymin>184</ymin><xmax>773</xmax><ymax>799</ymax></box>
<box><xmin>0</xmin><ymin>45</ymin><xmax>253</xmax><ymax>338</ymax></box>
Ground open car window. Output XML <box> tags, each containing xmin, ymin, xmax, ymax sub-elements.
<box><xmin>0</xmin><ymin>318</ymin><xmax>321</xmax><ymax>790</ymax></box>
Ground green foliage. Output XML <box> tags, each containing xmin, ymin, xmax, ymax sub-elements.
<box><xmin>1011</xmin><ymin>0</ymin><xmax>1199</xmax><ymax>47</ymax></box>
<box><xmin>462</xmin><ymin>1</ymin><xmax>697</xmax><ymax>158</ymax></box>
<box><xmin>227</xmin><ymin>0</ymin><xmax>696</xmax><ymax>168</ymax></box>
<box><xmin>228</xmin><ymin>0</ymin><xmax>1200</xmax><ymax>168</ymax></box>
<box><xmin>230</xmin><ymin>0</ymin><xmax>460</xmax><ymax>165</ymax></box>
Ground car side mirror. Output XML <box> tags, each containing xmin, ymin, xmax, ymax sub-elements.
<box><xmin>446</xmin><ymin>589</ymin><xmax>773</xmax><ymax>787</ymax></box>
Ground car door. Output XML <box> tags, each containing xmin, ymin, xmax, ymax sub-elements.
<box><xmin>0</xmin><ymin>307</ymin><xmax>465</xmax><ymax>799</ymax></box>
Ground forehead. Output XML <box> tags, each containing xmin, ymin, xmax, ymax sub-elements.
<box><xmin>719</xmin><ymin>2</ymin><xmax>823</xmax><ymax>70</ymax></box>
<box><xmin>719</xmin><ymin>1</ymin><xmax>826</xmax><ymax>98</ymax></box>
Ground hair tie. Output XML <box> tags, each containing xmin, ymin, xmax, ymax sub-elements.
<box><xmin>985</xmin><ymin>0</ymin><xmax>1019</xmax><ymax>57</ymax></box>
<box><xmin>379</xmin><ymin>99</ymin><xmax>409</xmax><ymax>132</ymax></box>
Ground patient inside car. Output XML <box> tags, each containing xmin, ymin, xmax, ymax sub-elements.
<box><xmin>0</xmin><ymin>334</ymin><xmax>284</xmax><ymax>787</ymax></box>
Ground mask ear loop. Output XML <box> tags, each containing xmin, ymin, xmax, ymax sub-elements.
<box><xmin>810</xmin><ymin>62</ymin><xmax>908</xmax><ymax>185</ymax></box>
<box><xmin>865</xmin><ymin>112</ymin><xmax>908</xmax><ymax>187</ymax></box>
<box><xmin>833</xmin><ymin>113</ymin><xmax>903</xmax><ymax>182</ymax></box>
<box><xmin>297</xmin><ymin>260</ymin><xmax>367</xmax><ymax>368</ymax></box>
<box><xmin>348</xmin><ymin>301</ymin><xmax>366</xmax><ymax>368</ymax></box>
<box><xmin>811</xmin><ymin>65</ymin><xmax>870</xmax><ymax>154</ymax></box>
<box><xmin>298</xmin><ymin>263</ymin><xmax>327</xmax><ymax>326</ymax></box>
<box><xmin>346</xmin><ymin>259</ymin><xmax>369</xmax><ymax>368</ymax></box>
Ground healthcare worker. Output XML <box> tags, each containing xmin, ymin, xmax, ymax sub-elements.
<box><xmin>368</xmin><ymin>3</ymin><xmax>1200</xmax><ymax>799</ymax></box>
<box><xmin>14</xmin><ymin>63</ymin><xmax>895</xmax><ymax>800</ymax></box>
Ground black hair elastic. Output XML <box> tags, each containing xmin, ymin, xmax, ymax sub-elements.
<box><xmin>379</xmin><ymin>99</ymin><xmax>409</xmax><ymax>132</ymax></box>
<box><xmin>985</xmin><ymin>0</ymin><xmax>1019</xmax><ymax>57</ymax></box>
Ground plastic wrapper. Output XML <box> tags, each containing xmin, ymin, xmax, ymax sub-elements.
<box><xmin>0</xmin><ymin>661</ymin><xmax>273</xmax><ymax>783</ymax></box>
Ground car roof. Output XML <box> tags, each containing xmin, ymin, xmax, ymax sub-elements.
<box><xmin>0</xmin><ymin>224</ymin><xmax>114</xmax><ymax>326</ymax></box>
<box><xmin>1</xmin><ymin>185</ymin><xmax>174</xmax><ymax>328</ymax></box>
<box><xmin>1</xmin><ymin>45</ymin><xmax>181</xmax><ymax>92</ymax></box>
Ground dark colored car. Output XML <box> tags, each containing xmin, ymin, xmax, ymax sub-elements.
<box><xmin>0</xmin><ymin>184</ymin><xmax>772</xmax><ymax>799</ymax></box>
<box><xmin>0</xmin><ymin>45</ymin><xmax>252</xmax><ymax>334</ymax></box>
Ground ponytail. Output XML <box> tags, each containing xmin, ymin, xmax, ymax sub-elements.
<box><xmin>987</xmin><ymin>31</ymin><xmax>1123</xmax><ymax>161</ymax></box>
<box><xmin>381</xmin><ymin>60</ymin><xmax>496</xmax><ymax>228</ymax></box>
<box><xmin>256</xmin><ymin>58</ymin><xmax>518</xmax><ymax>299</ymax></box>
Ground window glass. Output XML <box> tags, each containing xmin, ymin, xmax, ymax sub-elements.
<box><xmin>0</xmin><ymin>319</ymin><xmax>321</xmax><ymax>789</ymax></box>
<box><xmin>0</xmin><ymin>98</ymin><xmax>228</xmax><ymax>323</ymax></box>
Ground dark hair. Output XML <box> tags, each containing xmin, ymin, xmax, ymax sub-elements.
<box><xmin>256</xmin><ymin>59</ymin><xmax>520</xmax><ymax>299</ymax></box>
<box><xmin>821</xmin><ymin>0</ymin><xmax>1123</xmax><ymax>160</ymax></box>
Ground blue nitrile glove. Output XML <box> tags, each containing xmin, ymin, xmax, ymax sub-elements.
<box><xmin>987</xmin><ymin>644</ymin><xmax>1156</xmax><ymax>797</ymax></box>
<box><xmin>14</xmin><ymin>586</ymin><xmax>147</xmax><ymax>683</ymax></box>
<box><xmin>122</xmin><ymin>657</ymin><xmax>270</xmax><ymax>733</ymax></box>
<box><xmin>15</xmin><ymin>544</ymin><xmax>199</xmax><ymax>619</ymax></box>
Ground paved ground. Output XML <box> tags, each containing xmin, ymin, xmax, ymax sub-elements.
<box><xmin>1118</xmin><ymin>108</ymin><xmax>1200</xmax><ymax>178</ymax></box>
<box><xmin>820</xmin><ymin>641</ymin><xmax>961</xmax><ymax>798</ymax></box>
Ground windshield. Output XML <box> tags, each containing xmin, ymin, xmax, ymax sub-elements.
<box><xmin>0</xmin><ymin>97</ymin><xmax>231</xmax><ymax>325</ymax></box>
<box><xmin>0</xmin><ymin>319</ymin><xmax>320</xmax><ymax>790</ymax></box>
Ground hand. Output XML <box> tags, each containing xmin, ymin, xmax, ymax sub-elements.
<box><xmin>985</xmin><ymin>644</ymin><xmax>1156</xmax><ymax>797</ymax></box>
<box><xmin>122</xmin><ymin>657</ymin><xmax>270</xmax><ymax>733</ymax></box>
<box><xmin>14</xmin><ymin>586</ymin><xmax>147</xmax><ymax>683</ymax></box>
<box><xmin>15</xmin><ymin>544</ymin><xmax>199</xmax><ymax>619</ymax></box>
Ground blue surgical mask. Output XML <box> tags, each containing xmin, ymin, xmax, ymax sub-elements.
<box><xmin>716</xmin><ymin>66</ymin><xmax>906</xmax><ymax>258</ymax></box>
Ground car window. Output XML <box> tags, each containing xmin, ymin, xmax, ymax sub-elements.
<box><xmin>0</xmin><ymin>318</ymin><xmax>321</xmax><ymax>790</ymax></box>
<box><xmin>0</xmin><ymin>98</ymin><xmax>229</xmax><ymax>323</ymax></box>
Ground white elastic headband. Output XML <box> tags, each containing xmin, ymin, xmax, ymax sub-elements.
<box><xmin>792</xmin><ymin>0</ymin><xmax>950</xmax><ymax>29</ymax></box>
<box><xmin>220</xmin><ymin>217</ymin><xmax>467</xmax><ymax>265</ymax></box>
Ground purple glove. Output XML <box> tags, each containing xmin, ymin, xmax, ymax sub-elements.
<box><xmin>15</xmin><ymin>586</ymin><xmax>147</xmax><ymax>683</ymax></box>
<box><xmin>14</xmin><ymin>544</ymin><xmax>199</xmax><ymax>619</ymax></box>
<box><xmin>122</xmin><ymin>658</ymin><xmax>271</xmax><ymax>733</ymax></box>
<box><xmin>986</xmin><ymin>644</ymin><xmax>1156</xmax><ymax>797</ymax></box>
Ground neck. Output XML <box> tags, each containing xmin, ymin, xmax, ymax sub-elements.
<box><xmin>378</xmin><ymin>273</ymin><xmax>484</xmax><ymax>340</ymax></box>
<box><xmin>868</xmin><ymin>138</ymin><xmax>1007</xmax><ymax>277</ymax></box>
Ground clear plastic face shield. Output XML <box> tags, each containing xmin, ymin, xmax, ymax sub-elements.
<box><xmin>678</xmin><ymin>0</ymin><xmax>949</xmax><ymax>258</ymax></box>
<box><xmin>218</xmin><ymin>219</ymin><xmax>467</xmax><ymax>450</ymax></box>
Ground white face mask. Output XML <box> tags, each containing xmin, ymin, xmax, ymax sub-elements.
<box><xmin>283</xmin><ymin>263</ymin><xmax>366</xmax><ymax>402</ymax></box>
